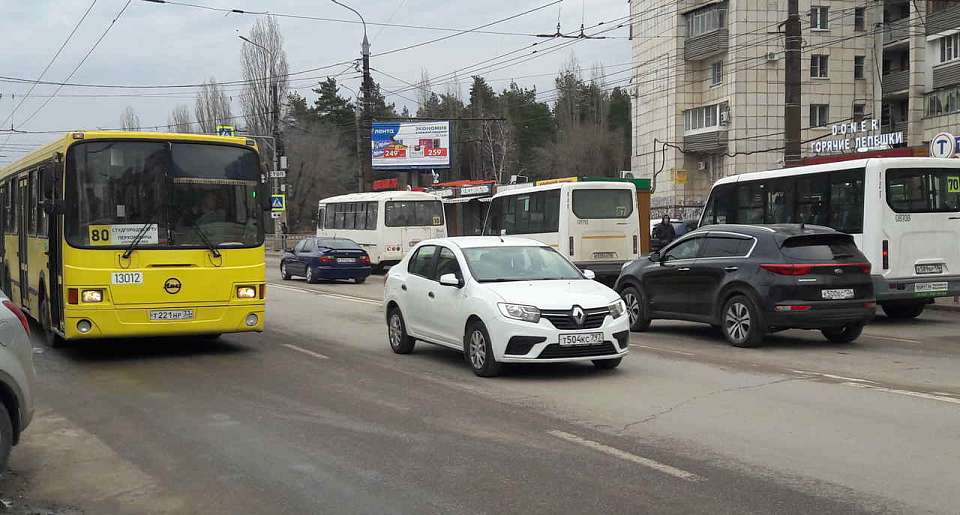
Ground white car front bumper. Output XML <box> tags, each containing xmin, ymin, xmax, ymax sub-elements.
<box><xmin>489</xmin><ymin>313</ymin><xmax>631</xmax><ymax>363</ymax></box>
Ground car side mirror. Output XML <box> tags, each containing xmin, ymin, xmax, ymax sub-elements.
<box><xmin>648</xmin><ymin>251</ymin><xmax>661</xmax><ymax>263</ymax></box>
<box><xmin>582</xmin><ymin>269</ymin><xmax>596</xmax><ymax>280</ymax></box>
<box><xmin>439</xmin><ymin>273</ymin><xmax>463</xmax><ymax>288</ymax></box>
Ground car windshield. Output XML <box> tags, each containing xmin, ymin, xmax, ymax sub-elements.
<box><xmin>317</xmin><ymin>238</ymin><xmax>361</xmax><ymax>250</ymax></box>
<box><xmin>461</xmin><ymin>245</ymin><xmax>583</xmax><ymax>282</ymax></box>
<box><xmin>65</xmin><ymin>141</ymin><xmax>262</xmax><ymax>248</ymax></box>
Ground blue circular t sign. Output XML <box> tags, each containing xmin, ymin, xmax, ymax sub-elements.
<box><xmin>929</xmin><ymin>132</ymin><xmax>956</xmax><ymax>159</ymax></box>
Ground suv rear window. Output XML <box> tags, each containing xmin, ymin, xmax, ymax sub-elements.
<box><xmin>781</xmin><ymin>235</ymin><xmax>860</xmax><ymax>261</ymax></box>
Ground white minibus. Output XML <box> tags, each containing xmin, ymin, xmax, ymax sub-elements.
<box><xmin>700</xmin><ymin>158</ymin><xmax>960</xmax><ymax>318</ymax></box>
<box><xmin>482</xmin><ymin>180</ymin><xmax>640</xmax><ymax>278</ymax></box>
<box><xmin>317</xmin><ymin>191</ymin><xmax>447</xmax><ymax>270</ymax></box>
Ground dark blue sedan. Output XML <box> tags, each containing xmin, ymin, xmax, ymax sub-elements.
<box><xmin>281</xmin><ymin>237</ymin><xmax>372</xmax><ymax>284</ymax></box>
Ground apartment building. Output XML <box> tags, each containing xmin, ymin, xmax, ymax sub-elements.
<box><xmin>630</xmin><ymin>1</ymin><xmax>960</xmax><ymax>217</ymax></box>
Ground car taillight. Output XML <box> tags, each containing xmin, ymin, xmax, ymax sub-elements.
<box><xmin>632</xmin><ymin>234</ymin><xmax>638</xmax><ymax>255</ymax></box>
<box><xmin>569</xmin><ymin>236</ymin><xmax>575</xmax><ymax>257</ymax></box>
<box><xmin>3</xmin><ymin>300</ymin><xmax>29</xmax><ymax>336</ymax></box>
<box><xmin>856</xmin><ymin>262</ymin><xmax>871</xmax><ymax>274</ymax></box>
<box><xmin>319</xmin><ymin>256</ymin><xmax>335</xmax><ymax>264</ymax></box>
<box><xmin>761</xmin><ymin>264</ymin><xmax>813</xmax><ymax>276</ymax></box>
<box><xmin>882</xmin><ymin>240</ymin><xmax>889</xmax><ymax>270</ymax></box>
<box><xmin>360</xmin><ymin>255</ymin><xmax>371</xmax><ymax>265</ymax></box>
<box><xmin>774</xmin><ymin>305</ymin><xmax>812</xmax><ymax>312</ymax></box>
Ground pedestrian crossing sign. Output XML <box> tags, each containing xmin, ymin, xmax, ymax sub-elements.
<box><xmin>271</xmin><ymin>194</ymin><xmax>286</xmax><ymax>212</ymax></box>
<box><xmin>216</xmin><ymin>125</ymin><xmax>235</xmax><ymax>137</ymax></box>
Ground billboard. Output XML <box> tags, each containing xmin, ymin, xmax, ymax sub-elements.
<box><xmin>372</xmin><ymin>121</ymin><xmax>450</xmax><ymax>170</ymax></box>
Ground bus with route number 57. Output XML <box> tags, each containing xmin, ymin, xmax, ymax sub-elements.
<box><xmin>0</xmin><ymin>131</ymin><xmax>269</xmax><ymax>344</ymax></box>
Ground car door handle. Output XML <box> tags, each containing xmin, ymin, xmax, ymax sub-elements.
<box><xmin>401</xmin><ymin>284</ymin><xmax>407</xmax><ymax>291</ymax></box>
<box><xmin>724</xmin><ymin>266</ymin><xmax>739</xmax><ymax>272</ymax></box>
<box><xmin>428</xmin><ymin>292</ymin><xmax>435</xmax><ymax>298</ymax></box>
<box><xmin>678</xmin><ymin>267</ymin><xmax>691</xmax><ymax>271</ymax></box>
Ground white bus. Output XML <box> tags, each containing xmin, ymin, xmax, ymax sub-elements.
<box><xmin>482</xmin><ymin>181</ymin><xmax>640</xmax><ymax>278</ymax></box>
<box><xmin>699</xmin><ymin>158</ymin><xmax>960</xmax><ymax>318</ymax></box>
<box><xmin>317</xmin><ymin>191</ymin><xmax>447</xmax><ymax>269</ymax></box>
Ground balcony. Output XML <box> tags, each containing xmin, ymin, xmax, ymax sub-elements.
<box><xmin>928</xmin><ymin>3</ymin><xmax>960</xmax><ymax>35</ymax></box>
<box><xmin>882</xmin><ymin>69</ymin><xmax>910</xmax><ymax>95</ymax></box>
<box><xmin>684</xmin><ymin>29</ymin><xmax>729</xmax><ymax>61</ymax></box>
<box><xmin>881</xmin><ymin>121</ymin><xmax>907</xmax><ymax>135</ymax></box>
<box><xmin>684</xmin><ymin>130</ymin><xmax>728</xmax><ymax>153</ymax></box>
<box><xmin>933</xmin><ymin>62</ymin><xmax>960</xmax><ymax>90</ymax></box>
<box><xmin>883</xmin><ymin>19</ymin><xmax>910</xmax><ymax>46</ymax></box>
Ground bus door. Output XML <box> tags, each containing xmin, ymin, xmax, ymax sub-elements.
<box><xmin>17</xmin><ymin>176</ymin><xmax>29</xmax><ymax>308</ymax></box>
<box><xmin>42</xmin><ymin>164</ymin><xmax>64</xmax><ymax>333</ymax></box>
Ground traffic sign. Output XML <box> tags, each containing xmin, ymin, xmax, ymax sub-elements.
<box><xmin>216</xmin><ymin>125</ymin><xmax>235</xmax><ymax>137</ymax></box>
<box><xmin>271</xmin><ymin>194</ymin><xmax>286</xmax><ymax>212</ymax></box>
<box><xmin>930</xmin><ymin>132</ymin><xmax>956</xmax><ymax>159</ymax></box>
<box><xmin>269</xmin><ymin>170</ymin><xmax>286</xmax><ymax>178</ymax></box>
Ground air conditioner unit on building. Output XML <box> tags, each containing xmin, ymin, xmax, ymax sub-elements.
<box><xmin>766</xmin><ymin>52</ymin><xmax>779</xmax><ymax>62</ymax></box>
<box><xmin>719</xmin><ymin>110</ymin><xmax>730</xmax><ymax>125</ymax></box>
<box><xmin>697</xmin><ymin>161</ymin><xmax>707</xmax><ymax>171</ymax></box>
<box><xmin>620</xmin><ymin>171</ymin><xmax>636</xmax><ymax>179</ymax></box>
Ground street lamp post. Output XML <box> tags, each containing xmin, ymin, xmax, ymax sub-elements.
<box><xmin>239</xmin><ymin>35</ymin><xmax>286</xmax><ymax>239</ymax></box>
<box><xmin>330</xmin><ymin>0</ymin><xmax>372</xmax><ymax>192</ymax></box>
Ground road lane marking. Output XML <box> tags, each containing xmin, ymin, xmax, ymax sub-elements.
<box><xmin>547</xmin><ymin>430</ymin><xmax>703</xmax><ymax>482</ymax></box>
<box><xmin>842</xmin><ymin>382</ymin><xmax>960</xmax><ymax>406</ymax></box>
<box><xmin>790</xmin><ymin>370</ymin><xmax>875</xmax><ymax>384</ymax></box>
<box><xmin>268</xmin><ymin>283</ymin><xmax>382</xmax><ymax>306</ymax></box>
<box><xmin>282</xmin><ymin>343</ymin><xmax>330</xmax><ymax>360</ymax></box>
<box><xmin>862</xmin><ymin>333</ymin><xmax>921</xmax><ymax>344</ymax></box>
<box><xmin>630</xmin><ymin>344</ymin><xmax>696</xmax><ymax>357</ymax></box>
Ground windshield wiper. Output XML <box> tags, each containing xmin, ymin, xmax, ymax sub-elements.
<box><xmin>190</xmin><ymin>221</ymin><xmax>222</xmax><ymax>258</ymax></box>
<box><xmin>121</xmin><ymin>223</ymin><xmax>155</xmax><ymax>259</ymax></box>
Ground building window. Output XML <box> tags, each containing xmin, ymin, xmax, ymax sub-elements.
<box><xmin>853</xmin><ymin>103</ymin><xmax>866</xmax><ymax>123</ymax></box>
<box><xmin>683</xmin><ymin>103</ymin><xmax>725</xmax><ymax>133</ymax></box>
<box><xmin>854</xmin><ymin>56</ymin><xmax>865</xmax><ymax>80</ymax></box>
<box><xmin>940</xmin><ymin>33</ymin><xmax>960</xmax><ymax>64</ymax></box>
<box><xmin>811</xmin><ymin>55</ymin><xmax>829</xmax><ymax>78</ymax></box>
<box><xmin>810</xmin><ymin>104</ymin><xmax>830</xmax><ymax>127</ymax></box>
<box><xmin>710</xmin><ymin>61</ymin><xmax>723</xmax><ymax>86</ymax></box>
<box><xmin>810</xmin><ymin>6</ymin><xmax>829</xmax><ymax>30</ymax></box>
<box><xmin>854</xmin><ymin>8</ymin><xmax>865</xmax><ymax>32</ymax></box>
<box><xmin>686</xmin><ymin>5</ymin><xmax>726</xmax><ymax>38</ymax></box>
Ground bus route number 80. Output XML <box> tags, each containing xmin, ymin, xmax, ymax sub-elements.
<box><xmin>88</xmin><ymin>226</ymin><xmax>112</xmax><ymax>245</ymax></box>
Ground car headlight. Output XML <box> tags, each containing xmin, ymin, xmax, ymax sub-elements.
<box><xmin>236</xmin><ymin>286</ymin><xmax>257</xmax><ymax>299</ymax></box>
<box><xmin>497</xmin><ymin>303</ymin><xmax>541</xmax><ymax>323</ymax></box>
<box><xmin>608</xmin><ymin>300</ymin><xmax>626</xmax><ymax>319</ymax></box>
<box><xmin>81</xmin><ymin>289</ymin><xmax>103</xmax><ymax>303</ymax></box>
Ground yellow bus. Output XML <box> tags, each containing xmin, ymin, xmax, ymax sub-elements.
<box><xmin>0</xmin><ymin>131</ymin><xmax>268</xmax><ymax>344</ymax></box>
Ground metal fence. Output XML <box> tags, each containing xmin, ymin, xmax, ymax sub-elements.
<box><xmin>266</xmin><ymin>233</ymin><xmax>314</xmax><ymax>252</ymax></box>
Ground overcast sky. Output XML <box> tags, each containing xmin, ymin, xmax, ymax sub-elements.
<box><xmin>0</xmin><ymin>0</ymin><xmax>630</xmax><ymax>164</ymax></box>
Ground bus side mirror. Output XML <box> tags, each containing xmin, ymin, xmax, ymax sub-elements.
<box><xmin>41</xmin><ymin>200</ymin><xmax>62</xmax><ymax>216</ymax></box>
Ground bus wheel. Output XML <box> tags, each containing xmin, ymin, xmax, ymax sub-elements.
<box><xmin>39</xmin><ymin>297</ymin><xmax>66</xmax><ymax>348</ymax></box>
<box><xmin>881</xmin><ymin>302</ymin><xmax>925</xmax><ymax>320</ymax></box>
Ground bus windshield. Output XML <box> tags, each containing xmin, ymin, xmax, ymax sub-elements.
<box><xmin>572</xmin><ymin>189</ymin><xmax>634</xmax><ymax>219</ymax></box>
<box><xmin>65</xmin><ymin>141</ymin><xmax>262</xmax><ymax>248</ymax></box>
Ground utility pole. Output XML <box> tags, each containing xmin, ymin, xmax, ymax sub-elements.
<box><xmin>784</xmin><ymin>0</ymin><xmax>802</xmax><ymax>166</ymax></box>
<box><xmin>361</xmin><ymin>34</ymin><xmax>372</xmax><ymax>192</ymax></box>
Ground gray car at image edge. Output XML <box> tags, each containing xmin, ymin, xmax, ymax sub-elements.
<box><xmin>0</xmin><ymin>291</ymin><xmax>35</xmax><ymax>471</ymax></box>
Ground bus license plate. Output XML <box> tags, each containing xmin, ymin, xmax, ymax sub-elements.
<box><xmin>149</xmin><ymin>309</ymin><xmax>194</xmax><ymax>321</ymax></box>
<box><xmin>915</xmin><ymin>282</ymin><xmax>948</xmax><ymax>293</ymax></box>
<box><xmin>337</xmin><ymin>257</ymin><xmax>356</xmax><ymax>264</ymax></box>
<box><xmin>559</xmin><ymin>333</ymin><xmax>603</xmax><ymax>346</ymax></box>
<box><xmin>821</xmin><ymin>288</ymin><xmax>855</xmax><ymax>300</ymax></box>
<box><xmin>915</xmin><ymin>264</ymin><xmax>943</xmax><ymax>275</ymax></box>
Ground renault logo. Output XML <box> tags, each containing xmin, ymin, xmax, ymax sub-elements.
<box><xmin>572</xmin><ymin>306</ymin><xmax>586</xmax><ymax>328</ymax></box>
<box><xmin>164</xmin><ymin>278</ymin><xmax>182</xmax><ymax>295</ymax></box>
<box><xmin>834</xmin><ymin>268</ymin><xmax>844</xmax><ymax>275</ymax></box>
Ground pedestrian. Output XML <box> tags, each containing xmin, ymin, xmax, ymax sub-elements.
<box><xmin>651</xmin><ymin>215</ymin><xmax>676</xmax><ymax>252</ymax></box>
<box><xmin>280</xmin><ymin>221</ymin><xmax>289</xmax><ymax>251</ymax></box>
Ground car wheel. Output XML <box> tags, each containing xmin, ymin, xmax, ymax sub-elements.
<box><xmin>280</xmin><ymin>261</ymin><xmax>292</xmax><ymax>280</ymax></box>
<box><xmin>881</xmin><ymin>302</ymin><xmax>925</xmax><ymax>320</ymax></box>
<box><xmin>620</xmin><ymin>286</ymin><xmax>651</xmax><ymax>332</ymax></box>
<box><xmin>0</xmin><ymin>402</ymin><xmax>13</xmax><ymax>472</ymax></box>
<box><xmin>593</xmin><ymin>357</ymin><xmax>622</xmax><ymax>370</ymax></box>
<box><xmin>355</xmin><ymin>277</ymin><xmax>367</xmax><ymax>284</ymax></box>
<box><xmin>305</xmin><ymin>265</ymin><xmax>318</xmax><ymax>284</ymax></box>
<box><xmin>387</xmin><ymin>307</ymin><xmax>415</xmax><ymax>354</ymax></box>
<box><xmin>821</xmin><ymin>323</ymin><xmax>864</xmax><ymax>344</ymax></box>
<box><xmin>721</xmin><ymin>295</ymin><xmax>764</xmax><ymax>348</ymax></box>
<box><xmin>465</xmin><ymin>321</ymin><xmax>501</xmax><ymax>377</ymax></box>
<box><xmin>39</xmin><ymin>297</ymin><xmax>65</xmax><ymax>348</ymax></box>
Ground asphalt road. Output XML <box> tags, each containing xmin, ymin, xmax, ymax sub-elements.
<box><xmin>1</xmin><ymin>261</ymin><xmax>958</xmax><ymax>514</ymax></box>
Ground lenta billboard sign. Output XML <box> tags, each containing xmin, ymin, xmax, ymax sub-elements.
<box><xmin>372</xmin><ymin>121</ymin><xmax>451</xmax><ymax>171</ymax></box>
<box><xmin>810</xmin><ymin>118</ymin><xmax>905</xmax><ymax>154</ymax></box>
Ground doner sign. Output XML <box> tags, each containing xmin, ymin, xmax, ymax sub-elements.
<box><xmin>372</xmin><ymin>121</ymin><xmax>450</xmax><ymax>170</ymax></box>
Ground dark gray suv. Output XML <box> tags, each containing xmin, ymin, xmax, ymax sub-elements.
<box><xmin>615</xmin><ymin>224</ymin><xmax>876</xmax><ymax>347</ymax></box>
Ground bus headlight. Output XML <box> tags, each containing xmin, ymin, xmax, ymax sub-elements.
<box><xmin>236</xmin><ymin>286</ymin><xmax>257</xmax><ymax>299</ymax></box>
<box><xmin>608</xmin><ymin>300</ymin><xmax>626</xmax><ymax>319</ymax></box>
<box><xmin>81</xmin><ymin>289</ymin><xmax>103</xmax><ymax>303</ymax></box>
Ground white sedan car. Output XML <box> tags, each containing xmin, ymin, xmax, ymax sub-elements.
<box><xmin>384</xmin><ymin>237</ymin><xmax>630</xmax><ymax>377</ymax></box>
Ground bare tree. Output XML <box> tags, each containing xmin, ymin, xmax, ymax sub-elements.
<box><xmin>168</xmin><ymin>104</ymin><xmax>193</xmax><ymax>133</ymax></box>
<box><xmin>239</xmin><ymin>17</ymin><xmax>289</xmax><ymax>160</ymax></box>
<box><xmin>417</xmin><ymin>69</ymin><xmax>432</xmax><ymax>113</ymax></box>
<box><xmin>195</xmin><ymin>78</ymin><xmax>233</xmax><ymax>134</ymax></box>
<box><xmin>120</xmin><ymin>106</ymin><xmax>141</xmax><ymax>131</ymax></box>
